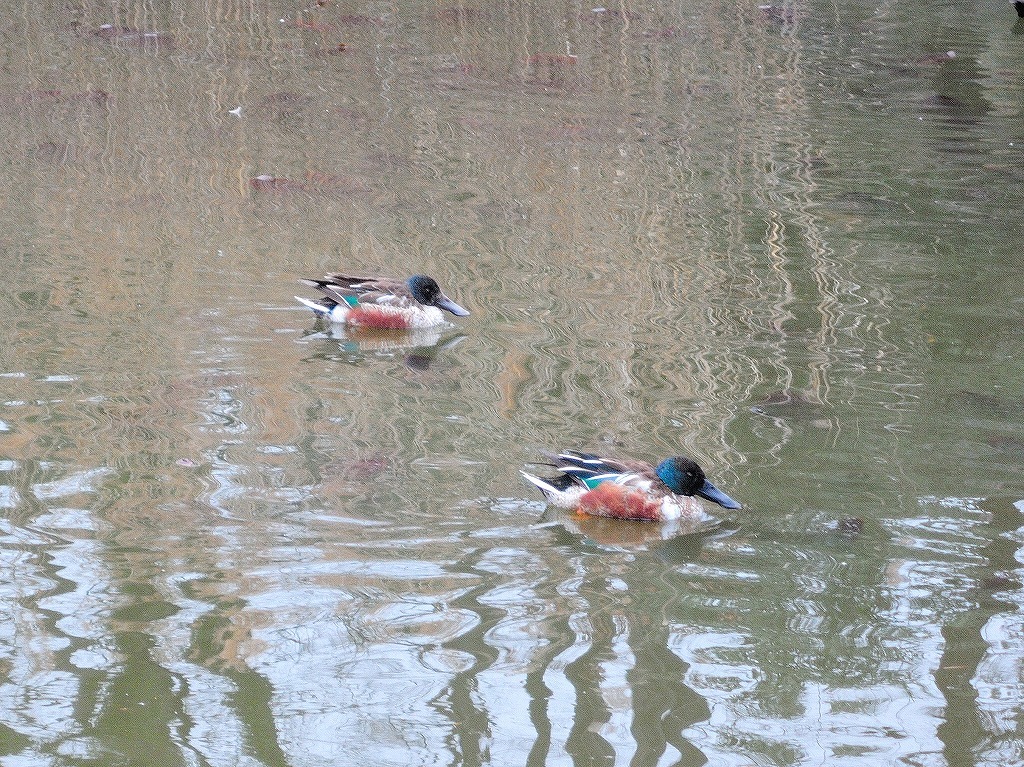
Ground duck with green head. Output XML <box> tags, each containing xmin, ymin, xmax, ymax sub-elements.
<box><xmin>296</xmin><ymin>273</ymin><xmax>470</xmax><ymax>329</ymax></box>
<box><xmin>521</xmin><ymin>450</ymin><xmax>741</xmax><ymax>522</ymax></box>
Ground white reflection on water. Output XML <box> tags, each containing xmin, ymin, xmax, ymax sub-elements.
<box><xmin>971</xmin><ymin>499</ymin><xmax>1024</xmax><ymax>766</ymax></box>
<box><xmin>473</xmin><ymin>547</ymin><xmax>551</xmax><ymax>765</ymax></box>
<box><xmin>540</xmin><ymin>555</ymin><xmax>590</xmax><ymax>767</ymax></box>
<box><xmin>0</xmin><ymin>497</ymin><xmax>113</xmax><ymax>749</ymax></box>
<box><xmin>0</xmin><ymin>485</ymin><xmax>20</xmax><ymax>508</ymax></box>
<box><xmin>31</xmin><ymin>467</ymin><xmax>114</xmax><ymax>500</ymax></box>
<box><xmin>671</xmin><ymin>494</ymin><xmax>1019</xmax><ymax>766</ymax></box>
<box><xmin>595</xmin><ymin>613</ymin><xmax>636</xmax><ymax>767</ymax></box>
<box><xmin>674</xmin><ymin>607</ymin><xmax>946</xmax><ymax>765</ymax></box>
<box><xmin>166</xmin><ymin>490</ymin><xmax>1023</xmax><ymax>767</ymax></box>
<box><xmin>3</xmin><ymin>462</ymin><xmax>1024</xmax><ymax>766</ymax></box>
<box><xmin>229</xmin><ymin>554</ymin><xmax>478</xmax><ymax>765</ymax></box>
<box><xmin>40</xmin><ymin>540</ymin><xmax>116</xmax><ymax>643</ymax></box>
<box><xmin>976</xmin><ymin>608</ymin><xmax>1024</xmax><ymax>731</ymax></box>
<box><xmin>1</xmin><ymin>1</ymin><xmax>1023</xmax><ymax>763</ymax></box>
<box><xmin>150</xmin><ymin>571</ymin><xmax>262</xmax><ymax>767</ymax></box>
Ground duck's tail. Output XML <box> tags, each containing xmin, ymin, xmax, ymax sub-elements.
<box><xmin>295</xmin><ymin>295</ymin><xmax>332</xmax><ymax>317</ymax></box>
<box><xmin>520</xmin><ymin>470</ymin><xmax>579</xmax><ymax>507</ymax></box>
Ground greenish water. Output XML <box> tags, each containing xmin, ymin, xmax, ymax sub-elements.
<box><xmin>1</xmin><ymin>1</ymin><xmax>1023</xmax><ymax>765</ymax></box>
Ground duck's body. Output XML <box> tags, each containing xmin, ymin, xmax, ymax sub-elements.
<box><xmin>521</xmin><ymin>451</ymin><xmax>741</xmax><ymax>522</ymax></box>
<box><xmin>296</xmin><ymin>274</ymin><xmax>469</xmax><ymax>329</ymax></box>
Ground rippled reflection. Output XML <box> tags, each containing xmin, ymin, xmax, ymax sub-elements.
<box><xmin>2</xmin><ymin>0</ymin><xmax>1024</xmax><ymax>764</ymax></box>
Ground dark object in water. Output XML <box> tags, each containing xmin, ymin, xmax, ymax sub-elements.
<box><xmin>525</xmin><ymin>53</ymin><xmax>579</xmax><ymax>88</ymax></box>
<box><xmin>404</xmin><ymin>334</ymin><xmax>467</xmax><ymax>372</ymax></box>
<box><xmin>751</xmin><ymin>389</ymin><xmax>834</xmax><ymax>429</ymax></box>
<box><xmin>914</xmin><ymin>51</ymin><xmax>957</xmax><ymax>66</ymax></box>
<box><xmin>1016</xmin><ymin>2</ymin><xmax>1024</xmax><ymax>19</ymax></box>
<box><xmin>979</xmin><ymin>573</ymin><xmax>1021</xmax><ymax>592</ymax></box>
<box><xmin>825</xmin><ymin>516</ymin><xmax>865</xmax><ymax>537</ymax></box>
<box><xmin>751</xmin><ymin>389</ymin><xmax>823</xmax><ymax>414</ymax></box>
<box><xmin>952</xmin><ymin>389</ymin><xmax>1024</xmax><ymax>416</ymax></box>
<box><xmin>985</xmin><ymin>433</ymin><xmax>1024</xmax><ymax>456</ymax></box>
<box><xmin>339</xmin><ymin>452</ymin><xmax>390</xmax><ymax>480</ymax></box>
<box><xmin>758</xmin><ymin>4</ymin><xmax>797</xmax><ymax>25</ymax></box>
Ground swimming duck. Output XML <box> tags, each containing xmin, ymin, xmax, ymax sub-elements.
<box><xmin>296</xmin><ymin>274</ymin><xmax>470</xmax><ymax>329</ymax></box>
<box><xmin>521</xmin><ymin>450</ymin><xmax>741</xmax><ymax>522</ymax></box>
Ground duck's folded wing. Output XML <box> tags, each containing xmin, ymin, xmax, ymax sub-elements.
<box><xmin>552</xmin><ymin>451</ymin><xmax>634</xmax><ymax>476</ymax></box>
<box><xmin>321</xmin><ymin>274</ymin><xmax>397</xmax><ymax>293</ymax></box>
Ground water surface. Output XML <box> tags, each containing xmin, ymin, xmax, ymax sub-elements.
<box><xmin>1</xmin><ymin>1</ymin><xmax>1023</xmax><ymax>765</ymax></box>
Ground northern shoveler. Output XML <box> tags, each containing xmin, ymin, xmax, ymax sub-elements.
<box><xmin>296</xmin><ymin>274</ymin><xmax>470</xmax><ymax>329</ymax></box>
<box><xmin>521</xmin><ymin>450</ymin><xmax>741</xmax><ymax>522</ymax></box>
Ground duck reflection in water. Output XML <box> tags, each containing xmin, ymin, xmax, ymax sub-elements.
<box><xmin>551</xmin><ymin>510</ymin><xmax>725</xmax><ymax>548</ymax></box>
<box><xmin>299</xmin><ymin>324</ymin><xmax>467</xmax><ymax>372</ymax></box>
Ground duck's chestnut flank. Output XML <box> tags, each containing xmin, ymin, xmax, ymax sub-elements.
<box><xmin>577</xmin><ymin>482</ymin><xmax>665</xmax><ymax>521</ymax></box>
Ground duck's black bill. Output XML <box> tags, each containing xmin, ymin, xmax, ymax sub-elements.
<box><xmin>697</xmin><ymin>480</ymin><xmax>742</xmax><ymax>510</ymax></box>
<box><xmin>438</xmin><ymin>296</ymin><xmax>471</xmax><ymax>316</ymax></box>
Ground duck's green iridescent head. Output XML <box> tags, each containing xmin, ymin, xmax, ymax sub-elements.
<box><xmin>656</xmin><ymin>456</ymin><xmax>742</xmax><ymax>510</ymax></box>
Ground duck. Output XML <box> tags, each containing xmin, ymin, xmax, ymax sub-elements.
<box><xmin>521</xmin><ymin>450</ymin><xmax>741</xmax><ymax>522</ymax></box>
<box><xmin>296</xmin><ymin>274</ymin><xmax>470</xmax><ymax>329</ymax></box>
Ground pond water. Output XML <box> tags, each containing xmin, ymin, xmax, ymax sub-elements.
<box><xmin>1</xmin><ymin>1</ymin><xmax>1023</xmax><ymax>765</ymax></box>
